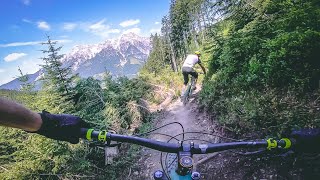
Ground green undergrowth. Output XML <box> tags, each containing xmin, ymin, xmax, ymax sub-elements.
<box><xmin>200</xmin><ymin>0</ymin><xmax>320</xmax><ymax>137</ymax></box>
<box><xmin>0</xmin><ymin>75</ymin><xmax>155</xmax><ymax>179</ymax></box>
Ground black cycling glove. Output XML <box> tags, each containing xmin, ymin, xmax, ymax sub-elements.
<box><xmin>290</xmin><ymin>128</ymin><xmax>320</xmax><ymax>153</ymax></box>
<box><xmin>35</xmin><ymin>111</ymin><xmax>89</xmax><ymax>144</ymax></box>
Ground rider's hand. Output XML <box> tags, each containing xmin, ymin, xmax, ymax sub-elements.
<box><xmin>290</xmin><ymin>129</ymin><xmax>320</xmax><ymax>153</ymax></box>
<box><xmin>34</xmin><ymin>111</ymin><xmax>89</xmax><ymax>144</ymax></box>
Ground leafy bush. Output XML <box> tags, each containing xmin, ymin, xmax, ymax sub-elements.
<box><xmin>200</xmin><ymin>0</ymin><xmax>320</xmax><ymax>136</ymax></box>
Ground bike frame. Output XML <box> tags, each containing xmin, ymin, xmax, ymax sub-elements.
<box><xmin>182</xmin><ymin>77</ymin><xmax>196</xmax><ymax>106</ymax></box>
<box><xmin>80</xmin><ymin>128</ymin><xmax>293</xmax><ymax>180</ymax></box>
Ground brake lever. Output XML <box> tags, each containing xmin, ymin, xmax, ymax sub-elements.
<box><xmin>278</xmin><ymin>150</ymin><xmax>294</xmax><ymax>157</ymax></box>
<box><xmin>89</xmin><ymin>142</ymin><xmax>104</xmax><ymax>147</ymax></box>
<box><xmin>105</xmin><ymin>142</ymin><xmax>121</xmax><ymax>147</ymax></box>
<box><xmin>88</xmin><ymin>142</ymin><xmax>121</xmax><ymax>148</ymax></box>
<box><xmin>236</xmin><ymin>149</ymin><xmax>266</xmax><ymax>156</ymax></box>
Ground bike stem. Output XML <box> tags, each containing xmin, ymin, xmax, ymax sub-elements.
<box><xmin>154</xmin><ymin>142</ymin><xmax>201</xmax><ymax>180</ymax></box>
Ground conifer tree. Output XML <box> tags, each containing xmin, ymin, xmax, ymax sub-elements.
<box><xmin>17</xmin><ymin>66</ymin><xmax>35</xmax><ymax>92</ymax></box>
<box><xmin>40</xmin><ymin>35</ymin><xmax>76</xmax><ymax>95</ymax></box>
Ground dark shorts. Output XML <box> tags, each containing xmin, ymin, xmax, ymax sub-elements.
<box><xmin>182</xmin><ymin>67</ymin><xmax>198</xmax><ymax>85</ymax></box>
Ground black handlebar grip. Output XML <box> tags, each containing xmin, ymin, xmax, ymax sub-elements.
<box><xmin>291</xmin><ymin>129</ymin><xmax>320</xmax><ymax>153</ymax></box>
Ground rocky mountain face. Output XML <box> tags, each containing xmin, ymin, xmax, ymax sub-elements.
<box><xmin>0</xmin><ymin>33</ymin><xmax>151</xmax><ymax>90</ymax></box>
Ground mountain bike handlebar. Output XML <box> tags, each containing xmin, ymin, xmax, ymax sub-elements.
<box><xmin>80</xmin><ymin>128</ymin><xmax>294</xmax><ymax>154</ymax></box>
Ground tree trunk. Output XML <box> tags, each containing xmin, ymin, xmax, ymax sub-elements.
<box><xmin>168</xmin><ymin>36</ymin><xmax>178</xmax><ymax>72</ymax></box>
<box><xmin>183</xmin><ymin>31</ymin><xmax>189</xmax><ymax>55</ymax></box>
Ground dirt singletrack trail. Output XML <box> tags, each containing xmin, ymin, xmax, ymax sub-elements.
<box><xmin>128</xmin><ymin>86</ymin><xmax>315</xmax><ymax>180</ymax></box>
<box><xmin>131</xmin><ymin>87</ymin><xmax>218</xmax><ymax>179</ymax></box>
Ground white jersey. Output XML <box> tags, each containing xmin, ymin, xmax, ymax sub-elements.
<box><xmin>182</xmin><ymin>54</ymin><xmax>200</xmax><ymax>68</ymax></box>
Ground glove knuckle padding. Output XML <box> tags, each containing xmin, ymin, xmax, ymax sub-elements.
<box><xmin>36</xmin><ymin>111</ymin><xmax>87</xmax><ymax>144</ymax></box>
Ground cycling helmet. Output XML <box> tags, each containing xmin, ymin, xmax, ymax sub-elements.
<box><xmin>194</xmin><ymin>51</ymin><xmax>201</xmax><ymax>55</ymax></box>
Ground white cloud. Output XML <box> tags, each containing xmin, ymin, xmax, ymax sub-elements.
<box><xmin>123</xmin><ymin>27</ymin><xmax>141</xmax><ymax>35</ymax></box>
<box><xmin>87</xmin><ymin>19</ymin><xmax>120</xmax><ymax>38</ymax></box>
<box><xmin>22</xmin><ymin>0</ymin><xmax>30</xmax><ymax>5</ymax></box>
<box><xmin>55</xmin><ymin>39</ymin><xmax>73</xmax><ymax>44</ymax></box>
<box><xmin>89</xmin><ymin>19</ymin><xmax>107</xmax><ymax>30</ymax></box>
<box><xmin>63</xmin><ymin>23</ymin><xmax>77</xmax><ymax>31</ymax></box>
<box><xmin>4</xmin><ymin>53</ymin><xmax>27</xmax><ymax>62</ymax></box>
<box><xmin>94</xmin><ymin>29</ymin><xmax>121</xmax><ymax>38</ymax></box>
<box><xmin>119</xmin><ymin>19</ymin><xmax>140</xmax><ymax>27</ymax></box>
<box><xmin>150</xmin><ymin>28</ymin><xmax>161</xmax><ymax>34</ymax></box>
<box><xmin>37</xmin><ymin>21</ymin><xmax>50</xmax><ymax>31</ymax></box>
<box><xmin>0</xmin><ymin>69</ymin><xmax>5</xmax><ymax>73</ymax></box>
<box><xmin>22</xmin><ymin>18</ymin><xmax>32</xmax><ymax>23</ymax></box>
<box><xmin>0</xmin><ymin>41</ymin><xmax>42</xmax><ymax>47</ymax></box>
<box><xmin>107</xmin><ymin>29</ymin><xmax>121</xmax><ymax>34</ymax></box>
<box><xmin>155</xmin><ymin>21</ymin><xmax>160</xmax><ymax>25</ymax></box>
<box><xmin>0</xmin><ymin>39</ymin><xmax>72</xmax><ymax>48</ymax></box>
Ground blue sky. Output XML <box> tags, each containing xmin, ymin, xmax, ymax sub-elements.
<box><xmin>0</xmin><ymin>0</ymin><xmax>169</xmax><ymax>85</ymax></box>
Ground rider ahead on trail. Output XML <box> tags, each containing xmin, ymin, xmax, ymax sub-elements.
<box><xmin>181</xmin><ymin>51</ymin><xmax>206</xmax><ymax>95</ymax></box>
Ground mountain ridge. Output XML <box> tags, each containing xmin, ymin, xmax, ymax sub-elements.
<box><xmin>0</xmin><ymin>33</ymin><xmax>151</xmax><ymax>90</ymax></box>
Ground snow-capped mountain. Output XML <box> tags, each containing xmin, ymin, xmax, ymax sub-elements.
<box><xmin>0</xmin><ymin>33</ymin><xmax>151</xmax><ymax>90</ymax></box>
<box><xmin>0</xmin><ymin>70</ymin><xmax>43</xmax><ymax>90</ymax></box>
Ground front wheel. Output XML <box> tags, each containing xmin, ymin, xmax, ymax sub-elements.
<box><xmin>166</xmin><ymin>153</ymin><xmax>178</xmax><ymax>177</ymax></box>
<box><xmin>182</xmin><ymin>85</ymin><xmax>191</xmax><ymax>106</ymax></box>
<box><xmin>153</xmin><ymin>153</ymin><xmax>178</xmax><ymax>180</ymax></box>
<box><xmin>182</xmin><ymin>96</ymin><xmax>188</xmax><ymax>106</ymax></box>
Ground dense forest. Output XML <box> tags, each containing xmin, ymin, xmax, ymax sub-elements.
<box><xmin>144</xmin><ymin>0</ymin><xmax>320</xmax><ymax>136</ymax></box>
<box><xmin>1</xmin><ymin>0</ymin><xmax>320</xmax><ymax>179</ymax></box>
